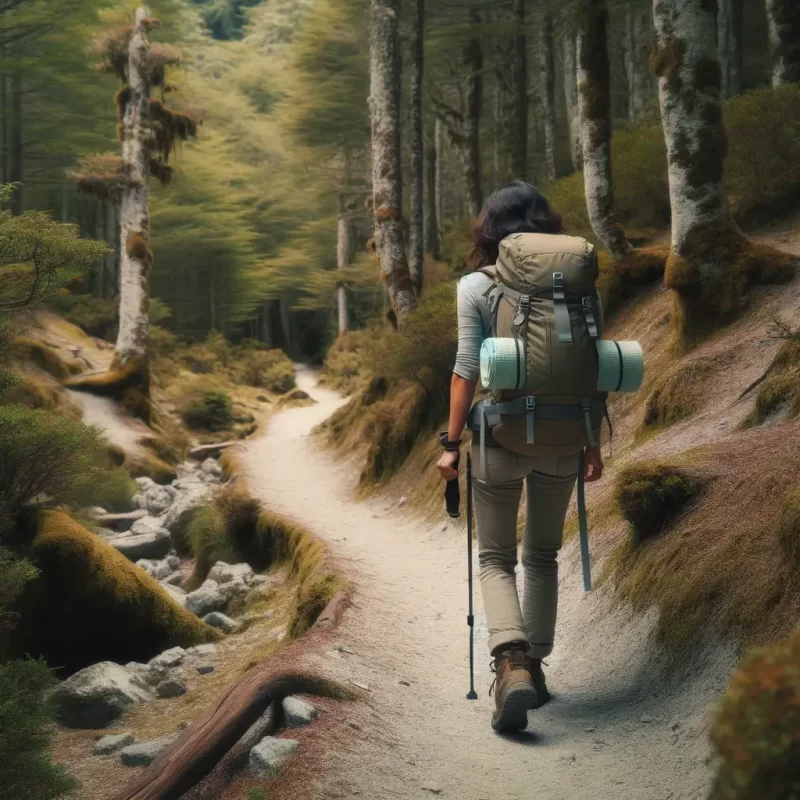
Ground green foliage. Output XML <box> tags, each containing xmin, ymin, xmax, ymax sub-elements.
<box><xmin>0</xmin><ymin>548</ymin><xmax>38</xmax><ymax>634</ymax></box>
<box><xmin>186</xmin><ymin>503</ymin><xmax>230</xmax><ymax>583</ymax></box>
<box><xmin>183</xmin><ymin>390</ymin><xmax>234</xmax><ymax>432</ymax></box>
<box><xmin>615</xmin><ymin>463</ymin><xmax>704</xmax><ymax>546</ymax></box>
<box><xmin>0</xmin><ymin>405</ymin><xmax>103</xmax><ymax>538</ymax></box>
<box><xmin>43</xmin><ymin>293</ymin><xmax>119</xmax><ymax>340</ymax></box>
<box><xmin>71</xmin><ymin>467</ymin><xmax>138</xmax><ymax>514</ymax></box>
<box><xmin>318</xmin><ymin>329</ymin><xmax>371</xmax><ymax>395</ymax></box>
<box><xmin>709</xmin><ymin>629</ymin><xmax>800</xmax><ymax>800</ymax></box>
<box><xmin>0</xmin><ymin>658</ymin><xmax>77</xmax><ymax>800</ymax></box>
<box><xmin>235</xmin><ymin>347</ymin><xmax>295</xmax><ymax>392</ymax></box>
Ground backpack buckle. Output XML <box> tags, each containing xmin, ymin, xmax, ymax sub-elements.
<box><xmin>525</xmin><ymin>396</ymin><xmax>536</xmax><ymax>444</ymax></box>
<box><xmin>513</xmin><ymin>295</ymin><xmax>531</xmax><ymax>328</ymax></box>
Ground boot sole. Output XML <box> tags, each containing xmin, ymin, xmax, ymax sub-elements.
<box><xmin>491</xmin><ymin>683</ymin><xmax>538</xmax><ymax>733</ymax></box>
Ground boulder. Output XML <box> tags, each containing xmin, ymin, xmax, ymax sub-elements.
<box><xmin>152</xmin><ymin>559</ymin><xmax>173</xmax><ymax>580</ymax></box>
<box><xmin>208</xmin><ymin>561</ymin><xmax>254</xmax><ymax>585</ymax></box>
<box><xmin>218</xmin><ymin>578</ymin><xmax>249</xmax><ymax>605</ymax></box>
<box><xmin>136</xmin><ymin>559</ymin><xmax>155</xmax><ymax>577</ymax></box>
<box><xmin>164</xmin><ymin>571</ymin><xmax>184</xmax><ymax>587</ymax></box>
<box><xmin>196</xmin><ymin>664</ymin><xmax>215</xmax><ymax>675</ymax></box>
<box><xmin>90</xmin><ymin>509</ymin><xmax>148</xmax><ymax>533</ymax></box>
<box><xmin>250</xmin><ymin>737</ymin><xmax>299</xmax><ymax>777</ymax></box>
<box><xmin>185</xmin><ymin>580</ymin><xmax>226</xmax><ymax>617</ymax></box>
<box><xmin>201</xmin><ymin>458</ymin><xmax>223</xmax><ymax>477</ymax></box>
<box><xmin>188</xmin><ymin>441</ymin><xmax>235</xmax><ymax>461</ymax></box>
<box><xmin>166</xmin><ymin>554</ymin><xmax>181</xmax><ymax>570</ymax></box>
<box><xmin>144</xmin><ymin>486</ymin><xmax>174</xmax><ymax>516</ymax></box>
<box><xmin>132</xmin><ymin>493</ymin><xmax>146</xmax><ymax>510</ymax></box>
<box><xmin>249</xmin><ymin>574</ymin><xmax>271</xmax><ymax>588</ymax></box>
<box><xmin>283</xmin><ymin>697</ymin><xmax>320</xmax><ymax>728</ymax></box>
<box><xmin>134</xmin><ymin>477</ymin><xmax>157</xmax><ymax>492</ymax></box>
<box><xmin>120</xmin><ymin>738</ymin><xmax>174</xmax><ymax>767</ymax></box>
<box><xmin>108</xmin><ymin>529</ymin><xmax>171</xmax><ymax>562</ymax></box>
<box><xmin>149</xmin><ymin>646</ymin><xmax>187</xmax><ymax>670</ymax></box>
<box><xmin>187</xmin><ymin>643</ymin><xmax>217</xmax><ymax>658</ymax></box>
<box><xmin>93</xmin><ymin>733</ymin><xmax>135</xmax><ymax>756</ymax></box>
<box><xmin>162</xmin><ymin>489</ymin><xmax>208</xmax><ymax>543</ymax></box>
<box><xmin>156</xmin><ymin>679</ymin><xmax>187</xmax><ymax>698</ymax></box>
<box><xmin>131</xmin><ymin>516</ymin><xmax>169</xmax><ymax>535</ymax></box>
<box><xmin>50</xmin><ymin>662</ymin><xmax>151</xmax><ymax>729</ymax></box>
<box><xmin>203</xmin><ymin>611</ymin><xmax>239</xmax><ymax>633</ymax></box>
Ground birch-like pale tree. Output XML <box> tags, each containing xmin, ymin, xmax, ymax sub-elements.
<box><xmin>623</xmin><ymin>6</ymin><xmax>654</xmax><ymax>119</ymax></box>
<box><xmin>369</xmin><ymin>0</ymin><xmax>417</xmax><ymax>324</ymax></box>
<box><xmin>540</xmin><ymin>11</ymin><xmax>557</xmax><ymax>183</ymax></box>
<box><xmin>766</xmin><ymin>0</ymin><xmax>800</xmax><ymax>87</ymax></box>
<box><xmin>717</xmin><ymin>0</ymin><xmax>743</xmax><ymax>98</ymax></box>
<box><xmin>577</xmin><ymin>0</ymin><xmax>631</xmax><ymax>260</ymax></box>
<box><xmin>408</xmin><ymin>0</ymin><xmax>424</xmax><ymax>295</ymax></box>
<box><xmin>561</xmin><ymin>30</ymin><xmax>583</xmax><ymax>173</ymax></box>
<box><xmin>336</xmin><ymin>192</ymin><xmax>354</xmax><ymax>335</ymax></box>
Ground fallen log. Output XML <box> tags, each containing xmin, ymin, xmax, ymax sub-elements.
<box><xmin>113</xmin><ymin>671</ymin><xmax>354</xmax><ymax>800</ymax></box>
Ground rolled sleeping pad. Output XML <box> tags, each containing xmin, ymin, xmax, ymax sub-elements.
<box><xmin>596</xmin><ymin>340</ymin><xmax>644</xmax><ymax>393</ymax></box>
<box><xmin>479</xmin><ymin>338</ymin><xmax>526</xmax><ymax>391</ymax></box>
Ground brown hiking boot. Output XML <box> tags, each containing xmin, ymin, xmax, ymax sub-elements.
<box><xmin>489</xmin><ymin>643</ymin><xmax>538</xmax><ymax>732</ymax></box>
<box><xmin>526</xmin><ymin>656</ymin><xmax>552</xmax><ymax>709</ymax></box>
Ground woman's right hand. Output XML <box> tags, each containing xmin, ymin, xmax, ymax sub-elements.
<box><xmin>437</xmin><ymin>450</ymin><xmax>460</xmax><ymax>482</ymax></box>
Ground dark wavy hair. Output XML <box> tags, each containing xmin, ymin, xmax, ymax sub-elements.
<box><xmin>466</xmin><ymin>181</ymin><xmax>564</xmax><ymax>270</ymax></box>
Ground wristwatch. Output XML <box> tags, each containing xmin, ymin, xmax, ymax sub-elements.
<box><xmin>438</xmin><ymin>431</ymin><xmax>462</xmax><ymax>452</ymax></box>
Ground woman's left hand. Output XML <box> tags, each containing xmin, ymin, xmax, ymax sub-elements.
<box><xmin>437</xmin><ymin>450</ymin><xmax>460</xmax><ymax>482</ymax></box>
<box><xmin>584</xmin><ymin>445</ymin><xmax>604</xmax><ymax>482</ymax></box>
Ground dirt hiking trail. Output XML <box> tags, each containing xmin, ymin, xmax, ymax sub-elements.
<box><xmin>239</xmin><ymin>366</ymin><xmax>738</xmax><ymax>800</ymax></box>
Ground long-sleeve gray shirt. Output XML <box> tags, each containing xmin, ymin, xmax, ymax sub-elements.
<box><xmin>453</xmin><ymin>271</ymin><xmax>494</xmax><ymax>382</ymax></box>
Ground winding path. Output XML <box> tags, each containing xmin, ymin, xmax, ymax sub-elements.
<box><xmin>239</xmin><ymin>367</ymin><xmax>735</xmax><ymax>800</ymax></box>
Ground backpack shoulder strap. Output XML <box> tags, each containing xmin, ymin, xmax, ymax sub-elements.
<box><xmin>475</xmin><ymin>264</ymin><xmax>498</xmax><ymax>280</ymax></box>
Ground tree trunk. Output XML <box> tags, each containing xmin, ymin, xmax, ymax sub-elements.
<box><xmin>561</xmin><ymin>31</ymin><xmax>583</xmax><ymax>173</ymax></box>
<box><xmin>336</xmin><ymin>193</ymin><xmax>353</xmax><ymax>336</ymax></box>
<box><xmin>624</xmin><ymin>8</ymin><xmax>653</xmax><ymax>119</ymax></box>
<box><xmin>577</xmin><ymin>0</ymin><xmax>630</xmax><ymax>260</ymax></box>
<box><xmin>463</xmin><ymin>10</ymin><xmax>483</xmax><ymax>217</ymax></box>
<box><xmin>10</xmin><ymin>72</ymin><xmax>22</xmax><ymax>214</ymax></box>
<box><xmin>718</xmin><ymin>0</ymin><xmax>744</xmax><ymax>97</ymax></box>
<box><xmin>261</xmin><ymin>300</ymin><xmax>274</xmax><ymax>347</ymax></box>
<box><xmin>539</xmin><ymin>12</ymin><xmax>556</xmax><ymax>183</ymax></box>
<box><xmin>115</xmin><ymin>7</ymin><xmax>152</xmax><ymax>372</ymax></box>
<box><xmin>424</xmin><ymin>131</ymin><xmax>441</xmax><ymax>260</ymax></box>
<box><xmin>408</xmin><ymin>0</ymin><xmax>424</xmax><ymax>296</ymax></box>
<box><xmin>0</xmin><ymin>64</ymin><xmax>7</xmax><ymax>188</ymax></box>
<box><xmin>369</xmin><ymin>0</ymin><xmax>417</xmax><ymax>323</ymax></box>
<box><xmin>766</xmin><ymin>0</ymin><xmax>800</xmax><ymax>86</ymax></box>
<box><xmin>511</xmin><ymin>0</ymin><xmax>529</xmax><ymax>181</ymax></box>
<box><xmin>93</xmin><ymin>203</ymin><xmax>105</xmax><ymax>299</ymax></box>
<box><xmin>493</xmin><ymin>74</ymin><xmax>504</xmax><ymax>183</ymax></box>
<box><xmin>434</xmin><ymin>117</ymin><xmax>444</xmax><ymax>239</ymax></box>
<box><xmin>104</xmin><ymin>202</ymin><xmax>116</xmax><ymax>298</ymax></box>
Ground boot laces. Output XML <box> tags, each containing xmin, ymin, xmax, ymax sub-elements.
<box><xmin>488</xmin><ymin>647</ymin><xmax>528</xmax><ymax>697</ymax></box>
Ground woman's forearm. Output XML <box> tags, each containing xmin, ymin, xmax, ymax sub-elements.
<box><xmin>448</xmin><ymin>374</ymin><xmax>478</xmax><ymax>442</ymax></box>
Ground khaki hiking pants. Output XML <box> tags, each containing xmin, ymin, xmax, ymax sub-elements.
<box><xmin>471</xmin><ymin>443</ymin><xmax>580</xmax><ymax>660</ymax></box>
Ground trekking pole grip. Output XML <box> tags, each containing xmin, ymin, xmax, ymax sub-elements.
<box><xmin>444</xmin><ymin>452</ymin><xmax>461</xmax><ymax>518</ymax></box>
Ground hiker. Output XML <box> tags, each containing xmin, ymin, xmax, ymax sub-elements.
<box><xmin>437</xmin><ymin>181</ymin><xmax>606</xmax><ymax>733</ymax></box>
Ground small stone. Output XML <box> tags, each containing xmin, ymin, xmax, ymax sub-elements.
<box><xmin>283</xmin><ymin>697</ymin><xmax>319</xmax><ymax>727</ymax></box>
<box><xmin>584</xmin><ymin>727</ymin><xmax>596</xmax><ymax>733</ymax></box>
<box><xmin>149</xmin><ymin>647</ymin><xmax>187</xmax><ymax>670</ymax></box>
<box><xmin>347</xmin><ymin>721</ymin><xmax>362</xmax><ymax>731</ymax></box>
<box><xmin>249</xmin><ymin>736</ymin><xmax>299</xmax><ymax>777</ymax></box>
<box><xmin>201</xmin><ymin>458</ymin><xmax>223</xmax><ymax>477</ymax></box>
<box><xmin>399</xmin><ymin>680</ymin><xmax>411</xmax><ymax>687</ymax></box>
<box><xmin>196</xmin><ymin>664</ymin><xmax>215</xmax><ymax>675</ymax></box>
<box><xmin>166</xmin><ymin>555</ymin><xmax>180</xmax><ymax>570</ymax></box>
<box><xmin>422</xmin><ymin>786</ymin><xmax>443</xmax><ymax>795</ymax></box>
<box><xmin>203</xmin><ymin>611</ymin><xmax>239</xmax><ymax>633</ymax></box>
<box><xmin>336</xmin><ymin>646</ymin><xmax>357</xmax><ymax>655</ymax></box>
<box><xmin>120</xmin><ymin>738</ymin><xmax>172</xmax><ymax>767</ymax></box>
<box><xmin>208</xmin><ymin>561</ymin><xmax>254</xmax><ymax>585</ymax></box>
<box><xmin>185</xmin><ymin>580</ymin><xmax>226</xmax><ymax>617</ymax></box>
<box><xmin>187</xmin><ymin>643</ymin><xmax>217</xmax><ymax>657</ymax></box>
<box><xmin>156</xmin><ymin>679</ymin><xmax>187</xmax><ymax>698</ymax></box>
<box><xmin>670</xmin><ymin>720</ymin><xmax>681</xmax><ymax>731</ymax></box>
<box><xmin>351</xmin><ymin>680</ymin><xmax>369</xmax><ymax>691</ymax></box>
<box><xmin>399</xmin><ymin>496</ymin><xmax>407</xmax><ymax>507</ymax></box>
<box><xmin>164</xmin><ymin>571</ymin><xmax>184</xmax><ymax>587</ymax></box>
<box><xmin>640</xmin><ymin>715</ymin><xmax>654</xmax><ymax>724</ymax></box>
<box><xmin>93</xmin><ymin>733</ymin><xmax>135</xmax><ymax>756</ymax></box>
<box><xmin>178</xmin><ymin>720</ymin><xmax>191</xmax><ymax>730</ymax></box>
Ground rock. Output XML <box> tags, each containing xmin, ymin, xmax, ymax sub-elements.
<box><xmin>640</xmin><ymin>715</ymin><xmax>654</xmax><ymax>724</ymax></box>
<box><xmin>283</xmin><ymin>697</ymin><xmax>319</xmax><ymax>728</ymax></box>
<box><xmin>136</xmin><ymin>559</ymin><xmax>155</xmax><ymax>576</ymax></box>
<box><xmin>131</xmin><ymin>516</ymin><xmax>169</xmax><ymax>535</ymax></box>
<box><xmin>132</xmin><ymin>493</ymin><xmax>146</xmax><ymax>510</ymax></box>
<box><xmin>135</xmin><ymin>476</ymin><xmax>157</xmax><ymax>490</ymax></box>
<box><xmin>163</xmin><ymin>584</ymin><xmax>187</xmax><ymax>606</ymax></box>
<box><xmin>166</xmin><ymin>554</ymin><xmax>180</xmax><ymax>570</ymax></box>
<box><xmin>120</xmin><ymin>738</ymin><xmax>173</xmax><ymax>767</ymax></box>
<box><xmin>95</xmin><ymin>527</ymin><xmax>121</xmax><ymax>541</ymax></box>
<box><xmin>188</xmin><ymin>441</ymin><xmax>235</xmax><ymax>461</ymax></box>
<box><xmin>156</xmin><ymin>679</ymin><xmax>187</xmax><ymax>698</ymax></box>
<box><xmin>162</xmin><ymin>490</ymin><xmax>208</xmax><ymax>541</ymax></box>
<box><xmin>249</xmin><ymin>574</ymin><xmax>271</xmax><ymax>588</ymax></box>
<box><xmin>350</xmin><ymin>680</ymin><xmax>369</xmax><ymax>691</ymax></box>
<box><xmin>150</xmin><ymin>559</ymin><xmax>174</xmax><ymax>580</ymax></box>
<box><xmin>187</xmin><ymin>643</ymin><xmax>217</xmax><ymax>658</ymax></box>
<box><xmin>90</xmin><ymin>509</ymin><xmax>148</xmax><ymax>532</ymax></box>
<box><xmin>399</xmin><ymin>496</ymin><xmax>407</xmax><ymax>507</ymax></box>
<box><xmin>201</xmin><ymin>458</ymin><xmax>223</xmax><ymax>477</ymax></box>
<box><xmin>218</xmin><ymin>578</ymin><xmax>249</xmax><ymax>604</ymax></box>
<box><xmin>422</xmin><ymin>785</ymin><xmax>443</xmax><ymax>795</ymax></box>
<box><xmin>584</xmin><ymin>727</ymin><xmax>596</xmax><ymax>733</ymax></box>
<box><xmin>108</xmin><ymin>529</ymin><xmax>171</xmax><ymax>562</ymax></box>
<box><xmin>50</xmin><ymin>662</ymin><xmax>151</xmax><ymax>729</ymax></box>
<box><xmin>196</xmin><ymin>664</ymin><xmax>215</xmax><ymax>675</ymax></box>
<box><xmin>399</xmin><ymin>680</ymin><xmax>411</xmax><ymax>687</ymax></box>
<box><xmin>249</xmin><ymin>737</ymin><xmax>299</xmax><ymax>778</ymax></box>
<box><xmin>144</xmin><ymin>486</ymin><xmax>174</xmax><ymax>516</ymax></box>
<box><xmin>203</xmin><ymin>611</ymin><xmax>239</xmax><ymax>633</ymax></box>
<box><xmin>149</xmin><ymin>647</ymin><xmax>187</xmax><ymax>670</ymax></box>
<box><xmin>164</xmin><ymin>571</ymin><xmax>184</xmax><ymax>587</ymax></box>
<box><xmin>207</xmin><ymin>561</ymin><xmax>254</xmax><ymax>585</ymax></box>
<box><xmin>93</xmin><ymin>733</ymin><xmax>135</xmax><ymax>756</ymax></box>
<box><xmin>185</xmin><ymin>580</ymin><xmax>225</xmax><ymax>617</ymax></box>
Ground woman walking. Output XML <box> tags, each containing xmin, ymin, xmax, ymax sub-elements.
<box><xmin>437</xmin><ymin>181</ymin><xmax>605</xmax><ymax>733</ymax></box>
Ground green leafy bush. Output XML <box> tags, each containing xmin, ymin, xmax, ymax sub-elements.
<box><xmin>0</xmin><ymin>658</ymin><xmax>77</xmax><ymax>799</ymax></box>
<box><xmin>183</xmin><ymin>390</ymin><xmax>233</xmax><ymax>432</ymax></box>
<box><xmin>319</xmin><ymin>329</ymin><xmax>371</xmax><ymax>395</ymax></box>
<box><xmin>235</xmin><ymin>347</ymin><xmax>295</xmax><ymax>393</ymax></box>
<box><xmin>0</xmin><ymin>405</ymin><xmax>103</xmax><ymax>539</ymax></box>
<box><xmin>44</xmin><ymin>294</ymin><xmax>119</xmax><ymax>340</ymax></box>
<box><xmin>71</xmin><ymin>466</ymin><xmax>138</xmax><ymax>513</ymax></box>
<box><xmin>615</xmin><ymin>463</ymin><xmax>704</xmax><ymax>545</ymax></box>
<box><xmin>709</xmin><ymin>628</ymin><xmax>800</xmax><ymax>800</ymax></box>
<box><xmin>0</xmin><ymin>547</ymin><xmax>38</xmax><ymax>634</ymax></box>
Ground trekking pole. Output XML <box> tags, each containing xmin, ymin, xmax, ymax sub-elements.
<box><xmin>466</xmin><ymin>452</ymin><xmax>478</xmax><ymax>700</ymax></box>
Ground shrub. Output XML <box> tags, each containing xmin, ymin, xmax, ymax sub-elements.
<box><xmin>319</xmin><ymin>329</ymin><xmax>372</xmax><ymax>395</ymax></box>
<box><xmin>44</xmin><ymin>293</ymin><xmax>119</xmax><ymax>340</ymax></box>
<box><xmin>0</xmin><ymin>547</ymin><xmax>38</xmax><ymax>634</ymax></box>
<box><xmin>0</xmin><ymin>658</ymin><xmax>77</xmax><ymax>799</ymax></box>
<box><xmin>25</xmin><ymin>511</ymin><xmax>217</xmax><ymax>674</ymax></box>
<box><xmin>148</xmin><ymin>324</ymin><xmax>178</xmax><ymax>360</ymax></box>
<box><xmin>186</xmin><ymin>503</ymin><xmax>230</xmax><ymax>585</ymax></box>
<box><xmin>71</xmin><ymin>466</ymin><xmax>138</xmax><ymax>513</ymax></box>
<box><xmin>11</xmin><ymin>337</ymin><xmax>78</xmax><ymax>380</ymax></box>
<box><xmin>183</xmin><ymin>390</ymin><xmax>233</xmax><ymax>432</ymax></box>
<box><xmin>0</xmin><ymin>373</ymin><xmax>60</xmax><ymax>411</ymax></box>
<box><xmin>615</xmin><ymin>463</ymin><xmax>704</xmax><ymax>545</ymax></box>
<box><xmin>235</xmin><ymin>348</ymin><xmax>295</xmax><ymax>393</ymax></box>
<box><xmin>744</xmin><ymin>339</ymin><xmax>800</xmax><ymax>428</ymax></box>
<box><xmin>0</xmin><ymin>405</ymin><xmax>103</xmax><ymax>539</ymax></box>
<box><xmin>709</xmin><ymin>628</ymin><xmax>800</xmax><ymax>800</ymax></box>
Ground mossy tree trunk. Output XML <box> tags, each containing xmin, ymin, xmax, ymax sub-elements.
<box><xmin>369</xmin><ymin>0</ymin><xmax>417</xmax><ymax>323</ymax></box>
<box><xmin>624</xmin><ymin>7</ymin><xmax>654</xmax><ymax>119</ymax></box>
<box><xmin>336</xmin><ymin>193</ymin><xmax>353</xmax><ymax>336</ymax></box>
<box><xmin>766</xmin><ymin>0</ymin><xmax>800</xmax><ymax>87</ymax></box>
<box><xmin>540</xmin><ymin>11</ymin><xmax>556</xmax><ymax>183</ymax></box>
<box><xmin>511</xmin><ymin>0</ymin><xmax>529</xmax><ymax>181</ymax></box>
<box><xmin>116</xmin><ymin>6</ymin><xmax>152</xmax><ymax>379</ymax></box>
<box><xmin>577</xmin><ymin>0</ymin><xmax>631</xmax><ymax>260</ymax></box>
<box><xmin>463</xmin><ymin>10</ymin><xmax>484</xmax><ymax>217</ymax></box>
<box><xmin>408</xmin><ymin>0</ymin><xmax>424</xmax><ymax>296</ymax></box>
<box><xmin>561</xmin><ymin>29</ymin><xmax>583</xmax><ymax>173</ymax></box>
<box><xmin>718</xmin><ymin>0</ymin><xmax>744</xmax><ymax>98</ymax></box>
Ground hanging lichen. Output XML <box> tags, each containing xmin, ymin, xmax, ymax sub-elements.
<box><xmin>68</xmin><ymin>154</ymin><xmax>140</xmax><ymax>203</ymax></box>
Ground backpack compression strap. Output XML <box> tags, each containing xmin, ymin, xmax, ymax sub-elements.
<box><xmin>577</xmin><ymin>449</ymin><xmax>592</xmax><ymax>592</ymax></box>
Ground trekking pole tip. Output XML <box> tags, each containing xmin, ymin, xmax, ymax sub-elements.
<box><xmin>466</xmin><ymin>691</ymin><xmax>478</xmax><ymax>700</ymax></box>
